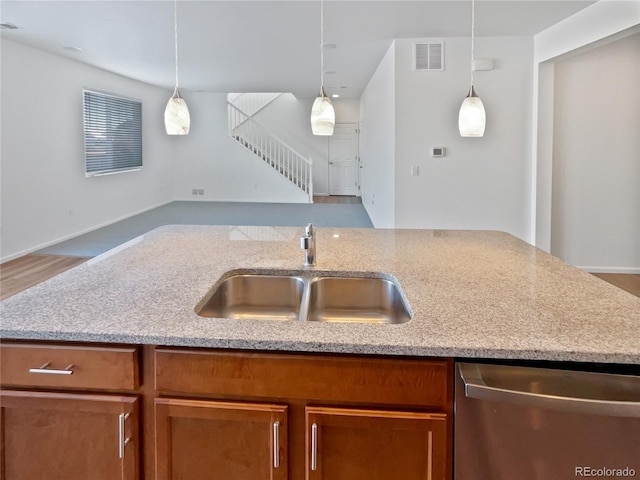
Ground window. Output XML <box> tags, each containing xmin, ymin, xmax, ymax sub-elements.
<box><xmin>83</xmin><ymin>90</ymin><xmax>142</xmax><ymax>176</ymax></box>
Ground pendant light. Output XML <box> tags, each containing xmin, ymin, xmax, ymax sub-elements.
<box><xmin>458</xmin><ymin>0</ymin><xmax>486</xmax><ymax>137</ymax></box>
<box><xmin>310</xmin><ymin>0</ymin><xmax>335</xmax><ymax>136</ymax></box>
<box><xmin>164</xmin><ymin>0</ymin><xmax>190</xmax><ymax>135</ymax></box>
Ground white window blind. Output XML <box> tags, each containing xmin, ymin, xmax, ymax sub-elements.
<box><xmin>83</xmin><ymin>90</ymin><xmax>142</xmax><ymax>176</ymax></box>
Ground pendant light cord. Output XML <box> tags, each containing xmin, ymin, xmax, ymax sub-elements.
<box><xmin>174</xmin><ymin>0</ymin><xmax>179</xmax><ymax>89</ymax></box>
<box><xmin>320</xmin><ymin>0</ymin><xmax>325</xmax><ymax>93</ymax></box>
<box><xmin>470</xmin><ymin>0</ymin><xmax>475</xmax><ymax>87</ymax></box>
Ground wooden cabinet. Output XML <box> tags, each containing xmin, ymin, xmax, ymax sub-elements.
<box><xmin>1</xmin><ymin>391</ymin><xmax>138</xmax><ymax>480</ymax></box>
<box><xmin>0</xmin><ymin>342</ymin><xmax>141</xmax><ymax>480</ymax></box>
<box><xmin>0</xmin><ymin>343</ymin><xmax>139</xmax><ymax>391</ymax></box>
<box><xmin>155</xmin><ymin>398</ymin><xmax>287</xmax><ymax>480</ymax></box>
<box><xmin>0</xmin><ymin>342</ymin><xmax>452</xmax><ymax>480</ymax></box>
<box><xmin>305</xmin><ymin>406</ymin><xmax>448</xmax><ymax>480</ymax></box>
<box><xmin>154</xmin><ymin>348</ymin><xmax>453</xmax><ymax>480</ymax></box>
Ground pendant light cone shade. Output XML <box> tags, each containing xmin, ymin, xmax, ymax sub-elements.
<box><xmin>310</xmin><ymin>0</ymin><xmax>335</xmax><ymax>136</ymax></box>
<box><xmin>165</xmin><ymin>87</ymin><xmax>190</xmax><ymax>135</ymax></box>
<box><xmin>311</xmin><ymin>87</ymin><xmax>335</xmax><ymax>135</ymax></box>
<box><xmin>459</xmin><ymin>0</ymin><xmax>486</xmax><ymax>137</ymax></box>
<box><xmin>458</xmin><ymin>86</ymin><xmax>486</xmax><ymax>137</ymax></box>
<box><xmin>165</xmin><ymin>0</ymin><xmax>190</xmax><ymax>135</ymax></box>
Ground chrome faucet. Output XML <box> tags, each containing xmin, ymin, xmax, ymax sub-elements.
<box><xmin>300</xmin><ymin>223</ymin><xmax>316</xmax><ymax>267</ymax></box>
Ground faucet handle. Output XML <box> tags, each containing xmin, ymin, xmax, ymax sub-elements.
<box><xmin>305</xmin><ymin>223</ymin><xmax>315</xmax><ymax>236</ymax></box>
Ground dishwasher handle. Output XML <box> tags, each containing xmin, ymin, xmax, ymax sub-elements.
<box><xmin>458</xmin><ymin>363</ymin><xmax>640</xmax><ymax>418</ymax></box>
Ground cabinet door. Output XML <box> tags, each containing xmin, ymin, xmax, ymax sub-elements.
<box><xmin>155</xmin><ymin>398</ymin><xmax>287</xmax><ymax>480</ymax></box>
<box><xmin>306</xmin><ymin>406</ymin><xmax>448</xmax><ymax>480</ymax></box>
<box><xmin>0</xmin><ymin>390</ymin><xmax>138</xmax><ymax>480</ymax></box>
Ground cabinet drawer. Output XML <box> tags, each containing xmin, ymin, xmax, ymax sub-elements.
<box><xmin>0</xmin><ymin>343</ymin><xmax>139</xmax><ymax>391</ymax></box>
<box><xmin>155</xmin><ymin>348</ymin><xmax>450</xmax><ymax>408</ymax></box>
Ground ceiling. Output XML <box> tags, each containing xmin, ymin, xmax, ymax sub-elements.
<box><xmin>0</xmin><ymin>0</ymin><xmax>597</xmax><ymax>98</ymax></box>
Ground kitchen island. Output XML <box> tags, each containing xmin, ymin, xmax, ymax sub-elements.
<box><xmin>1</xmin><ymin>225</ymin><xmax>638</xmax><ymax>480</ymax></box>
<box><xmin>1</xmin><ymin>225</ymin><xmax>639</xmax><ymax>363</ymax></box>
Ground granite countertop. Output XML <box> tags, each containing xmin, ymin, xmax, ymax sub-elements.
<box><xmin>1</xmin><ymin>225</ymin><xmax>639</xmax><ymax>364</ymax></box>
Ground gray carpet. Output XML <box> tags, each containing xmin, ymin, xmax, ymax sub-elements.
<box><xmin>37</xmin><ymin>201</ymin><xmax>373</xmax><ymax>257</ymax></box>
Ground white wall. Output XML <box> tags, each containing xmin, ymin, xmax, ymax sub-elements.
<box><xmin>532</xmin><ymin>0</ymin><xmax>640</xmax><ymax>251</ymax></box>
<box><xmin>0</xmin><ymin>40</ymin><xmax>174</xmax><ymax>262</ymax></box>
<box><xmin>171</xmin><ymin>92</ymin><xmax>308</xmax><ymax>203</ymax></box>
<box><xmin>532</xmin><ymin>62</ymin><xmax>555</xmax><ymax>250</ymax></box>
<box><xmin>359</xmin><ymin>42</ymin><xmax>396</xmax><ymax>228</ymax></box>
<box><xmin>550</xmin><ymin>34</ymin><xmax>640</xmax><ymax>272</ymax></box>
<box><xmin>333</xmin><ymin>98</ymin><xmax>360</xmax><ymax>123</ymax></box>
<box><xmin>392</xmin><ymin>37</ymin><xmax>532</xmax><ymax>239</ymax></box>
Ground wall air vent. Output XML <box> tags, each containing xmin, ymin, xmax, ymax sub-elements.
<box><xmin>414</xmin><ymin>42</ymin><xmax>444</xmax><ymax>71</ymax></box>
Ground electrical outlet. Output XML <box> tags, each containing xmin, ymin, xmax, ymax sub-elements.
<box><xmin>198</xmin><ymin>189</ymin><xmax>204</xmax><ymax>195</ymax></box>
<box><xmin>411</xmin><ymin>166</ymin><xmax>420</xmax><ymax>176</ymax></box>
<box><xmin>192</xmin><ymin>189</ymin><xmax>198</xmax><ymax>195</ymax></box>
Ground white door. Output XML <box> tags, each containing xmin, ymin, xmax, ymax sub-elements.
<box><xmin>329</xmin><ymin>124</ymin><xmax>359</xmax><ymax>196</ymax></box>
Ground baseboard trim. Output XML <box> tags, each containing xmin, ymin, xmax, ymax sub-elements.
<box><xmin>172</xmin><ymin>197</ymin><xmax>309</xmax><ymax>204</ymax></box>
<box><xmin>1</xmin><ymin>200</ymin><xmax>173</xmax><ymax>263</ymax></box>
<box><xmin>578</xmin><ymin>266</ymin><xmax>640</xmax><ymax>274</ymax></box>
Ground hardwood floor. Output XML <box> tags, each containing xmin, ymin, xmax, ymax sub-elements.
<box><xmin>592</xmin><ymin>273</ymin><xmax>640</xmax><ymax>298</ymax></box>
<box><xmin>0</xmin><ymin>254</ymin><xmax>90</xmax><ymax>301</ymax></box>
<box><xmin>313</xmin><ymin>195</ymin><xmax>362</xmax><ymax>204</ymax></box>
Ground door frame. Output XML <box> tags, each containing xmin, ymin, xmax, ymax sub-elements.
<box><xmin>328</xmin><ymin>122</ymin><xmax>360</xmax><ymax>197</ymax></box>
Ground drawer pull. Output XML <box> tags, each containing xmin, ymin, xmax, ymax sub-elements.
<box><xmin>311</xmin><ymin>422</ymin><xmax>318</xmax><ymax>471</ymax></box>
<box><xmin>118</xmin><ymin>413</ymin><xmax>131</xmax><ymax>459</ymax></box>
<box><xmin>273</xmin><ymin>421</ymin><xmax>280</xmax><ymax>468</ymax></box>
<box><xmin>28</xmin><ymin>362</ymin><xmax>74</xmax><ymax>375</ymax></box>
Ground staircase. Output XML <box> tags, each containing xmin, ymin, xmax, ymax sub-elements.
<box><xmin>228</xmin><ymin>92</ymin><xmax>282</xmax><ymax>118</ymax></box>
<box><xmin>228</xmin><ymin>95</ymin><xmax>313</xmax><ymax>203</ymax></box>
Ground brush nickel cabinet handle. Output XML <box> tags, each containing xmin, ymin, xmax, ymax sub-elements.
<box><xmin>311</xmin><ymin>423</ymin><xmax>318</xmax><ymax>471</ymax></box>
<box><xmin>273</xmin><ymin>421</ymin><xmax>280</xmax><ymax>468</ymax></box>
<box><xmin>118</xmin><ymin>412</ymin><xmax>131</xmax><ymax>459</ymax></box>
<box><xmin>29</xmin><ymin>362</ymin><xmax>74</xmax><ymax>375</ymax></box>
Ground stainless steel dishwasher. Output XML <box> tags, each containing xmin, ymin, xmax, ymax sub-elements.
<box><xmin>455</xmin><ymin>362</ymin><xmax>640</xmax><ymax>480</ymax></box>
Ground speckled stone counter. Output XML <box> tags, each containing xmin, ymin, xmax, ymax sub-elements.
<box><xmin>1</xmin><ymin>225</ymin><xmax>639</xmax><ymax>364</ymax></box>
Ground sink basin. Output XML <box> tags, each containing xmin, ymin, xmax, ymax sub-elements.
<box><xmin>196</xmin><ymin>272</ymin><xmax>411</xmax><ymax>324</ymax></box>
<box><xmin>307</xmin><ymin>277</ymin><xmax>411</xmax><ymax>324</ymax></box>
<box><xmin>196</xmin><ymin>274</ymin><xmax>305</xmax><ymax>320</ymax></box>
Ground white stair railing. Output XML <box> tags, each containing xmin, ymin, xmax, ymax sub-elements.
<box><xmin>227</xmin><ymin>92</ymin><xmax>282</xmax><ymax>119</ymax></box>
<box><xmin>228</xmin><ymin>102</ymin><xmax>313</xmax><ymax>202</ymax></box>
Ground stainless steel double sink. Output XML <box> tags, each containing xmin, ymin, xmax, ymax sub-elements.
<box><xmin>195</xmin><ymin>272</ymin><xmax>412</xmax><ymax>324</ymax></box>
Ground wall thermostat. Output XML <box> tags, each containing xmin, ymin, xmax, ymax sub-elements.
<box><xmin>432</xmin><ymin>147</ymin><xmax>445</xmax><ymax>157</ymax></box>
